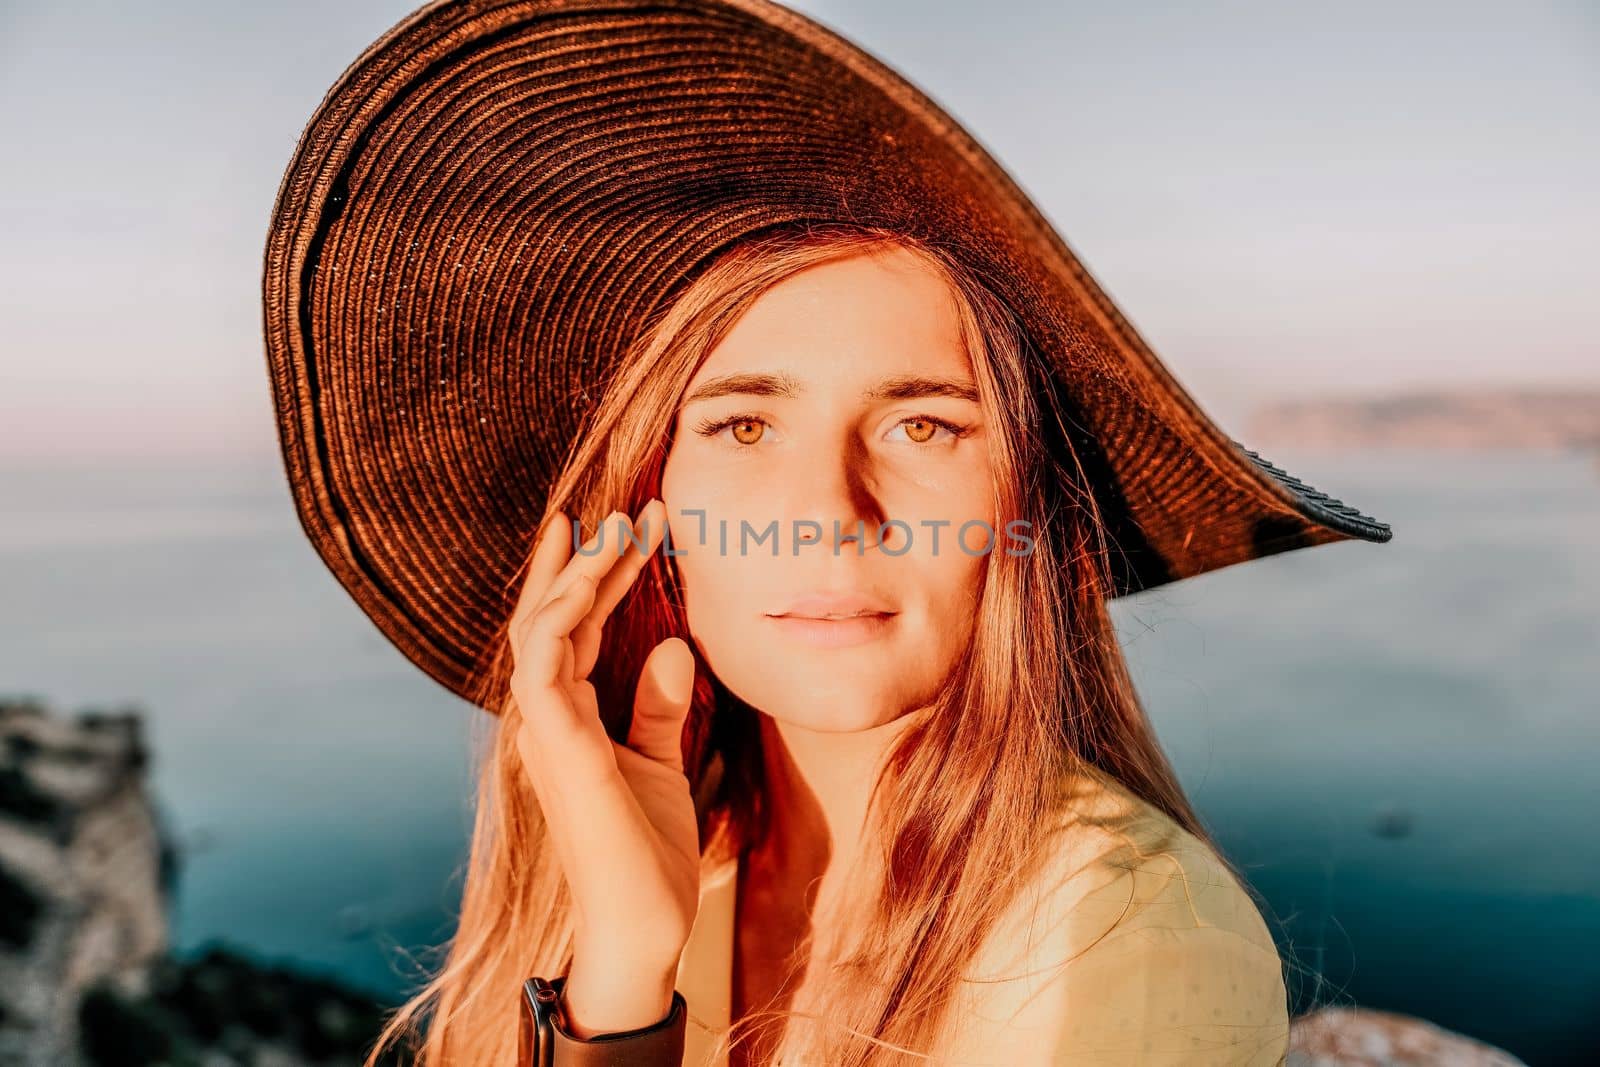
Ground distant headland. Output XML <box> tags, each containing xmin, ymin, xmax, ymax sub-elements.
<box><xmin>1245</xmin><ymin>385</ymin><xmax>1600</xmax><ymax>451</ymax></box>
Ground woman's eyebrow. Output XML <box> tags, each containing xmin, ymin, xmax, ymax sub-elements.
<box><xmin>681</xmin><ymin>372</ymin><xmax>979</xmax><ymax>406</ymax></box>
<box><xmin>866</xmin><ymin>374</ymin><xmax>980</xmax><ymax>404</ymax></box>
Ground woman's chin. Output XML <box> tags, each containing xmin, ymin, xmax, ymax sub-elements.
<box><xmin>754</xmin><ymin>694</ymin><xmax>917</xmax><ymax>735</ymax></box>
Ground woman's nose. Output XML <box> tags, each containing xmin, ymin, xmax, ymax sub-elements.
<box><xmin>795</xmin><ymin>516</ymin><xmax>875</xmax><ymax>552</ymax></box>
<box><xmin>785</xmin><ymin>446</ymin><xmax>887</xmax><ymax>553</ymax></box>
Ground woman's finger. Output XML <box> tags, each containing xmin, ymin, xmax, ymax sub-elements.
<box><xmin>625</xmin><ymin>637</ymin><xmax>696</xmax><ymax>773</ymax></box>
<box><xmin>510</xmin><ymin>508</ymin><xmax>576</xmax><ymax>655</ymax></box>
<box><xmin>511</xmin><ymin>508</ymin><xmax>623</xmax><ymax>657</ymax></box>
<box><xmin>586</xmin><ymin>500</ymin><xmax>666</xmax><ymax>620</ymax></box>
<box><xmin>571</xmin><ymin>500</ymin><xmax>667</xmax><ymax>677</ymax></box>
<box><xmin>512</xmin><ymin>574</ymin><xmax>598</xmax><ymax>728</ymax></box>
<box><xmin>541</xmin><ymin>510</ymin><xmax>633</xmax><ymax>608</ymax></box>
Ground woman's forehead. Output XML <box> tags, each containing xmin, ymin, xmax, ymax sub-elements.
<box><xmin>690</xmin><ymin>253</ymin><xmax>973</xmax><ymax>391</ymax></box>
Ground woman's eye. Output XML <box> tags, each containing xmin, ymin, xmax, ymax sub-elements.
<box><xmin>694</xmin><ymin>414</ymin><xmax>769</xmax><ymax>445</ymax></box>
<box><xmin>888</xmin><ymin>416</ymin><xmax>965</xmax><ymax>445</ymax></box>
<box><xmin>729</xmin><ymin>418</ymin><xmax>764</xmax><ymax>445</ymax></box>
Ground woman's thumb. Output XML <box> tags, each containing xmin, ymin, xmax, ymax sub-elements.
<box><xmin>626</xmin><ymin>637</ymin><xmax>696</xmax><ymax>771</ymax></box>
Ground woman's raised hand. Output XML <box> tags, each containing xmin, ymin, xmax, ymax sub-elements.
<box><xmin>508</xmin><ymin>499</ymin><xmax>700</xmax><ymax>1036</ymax></box>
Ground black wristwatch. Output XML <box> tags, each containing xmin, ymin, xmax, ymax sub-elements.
<box><xmin>518</xmin><ymin>974</ymin><xmax>688</xmax><ymax>1066</ymax></box>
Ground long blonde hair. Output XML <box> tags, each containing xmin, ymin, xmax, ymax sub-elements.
<box><xmin>363</xmin><ymin>221</ymin><xmax>1259</xmax><ymax>1065</ymax></box>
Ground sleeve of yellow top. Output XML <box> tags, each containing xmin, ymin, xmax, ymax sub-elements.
<box><xmin>1042</xmin><ymin>920</ymin><xmax>1291</xmax><ymax>1065</ymax></box>
<box><xmin>946</xmin><ymin>836</ymin><xmax>1292</xmax><ymax>1067</ymax></box>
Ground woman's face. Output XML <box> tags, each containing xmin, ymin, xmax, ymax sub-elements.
<box><xmin>660</xmin><ymin>246</ymin><xmax>996</xmax><ymax>733</ymax></box>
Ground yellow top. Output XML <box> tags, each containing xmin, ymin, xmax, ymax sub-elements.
<box><xmin>672</xmin><ymin>762</ymin><xmax>1290</xmax><ymax>1066</ymax></box>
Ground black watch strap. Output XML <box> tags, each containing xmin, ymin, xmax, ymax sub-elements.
<box><xmin>519</xmin><ymin>973</ymin><xmax>688</xmax><ymax>1066</ymax></box>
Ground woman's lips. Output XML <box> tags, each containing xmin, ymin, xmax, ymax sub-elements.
<box><xmin>763</xmin><ymin>611</ymin><xmax>896</xmax><ymax>649</ymax></box>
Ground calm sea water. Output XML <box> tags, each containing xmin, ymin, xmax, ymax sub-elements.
<box><xmin>2</xmin><ymin>448</ymin><xmax>1595</xmax><ymax>1063</ymax></box>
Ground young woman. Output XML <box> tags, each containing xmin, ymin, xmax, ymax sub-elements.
<box><xmin>260</xmin><ymin>2</ymin><xmax>1392</xmax><ymax>1064</ymax></box>
<box><xmin>355</xmin><ymin>225</ymin><xmax>1295</xmax><ymax>1066</ymax></box>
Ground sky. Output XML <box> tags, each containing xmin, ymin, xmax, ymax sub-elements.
<box><xmin>1</xmin><ymin>0</ymin><xmax>1595</xmax><ymax>464</ymax></box>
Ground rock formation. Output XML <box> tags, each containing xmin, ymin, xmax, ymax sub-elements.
<box><xmin>0</xmin><ymin>697</ymin><xmax>172</xmax><ymax>1064</ymax></box>
<box><xmin>1289</xmin><ymin>1005</ymin><xmax>1528</xmax><ymax>1066</ymax></box>
<box><xmin>0</xmin><ymin>697</ymin><xmax>399</xmax><ymax>1066</ymax></box>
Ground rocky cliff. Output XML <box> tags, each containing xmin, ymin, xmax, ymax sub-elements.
<box><xmin>0</xmin><ymin>698</ymin><xmax>400</xmax><ymax>1066</ymax></box>
<box><xmin>0</xmin><ymin>698</ymin><xmax>172</xmax><ymax>1063</ymax></box>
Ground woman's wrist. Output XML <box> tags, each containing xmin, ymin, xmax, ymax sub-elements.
<box><xmin>561</xmin><ymin>945</ymin><xmax>681</xmax><ymax>1038</ymax></box>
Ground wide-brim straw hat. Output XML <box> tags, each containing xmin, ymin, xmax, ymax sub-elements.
<box><xmin>261</xmin><ymin>0</ymin><xmax>1392</xmax><ymax>710</ymax></box>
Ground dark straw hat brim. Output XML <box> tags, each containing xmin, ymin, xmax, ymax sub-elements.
<box><xmin>261</xmin><ymin>0</ymin><xmax>1392</xmax><ymax>710</ymax></box>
